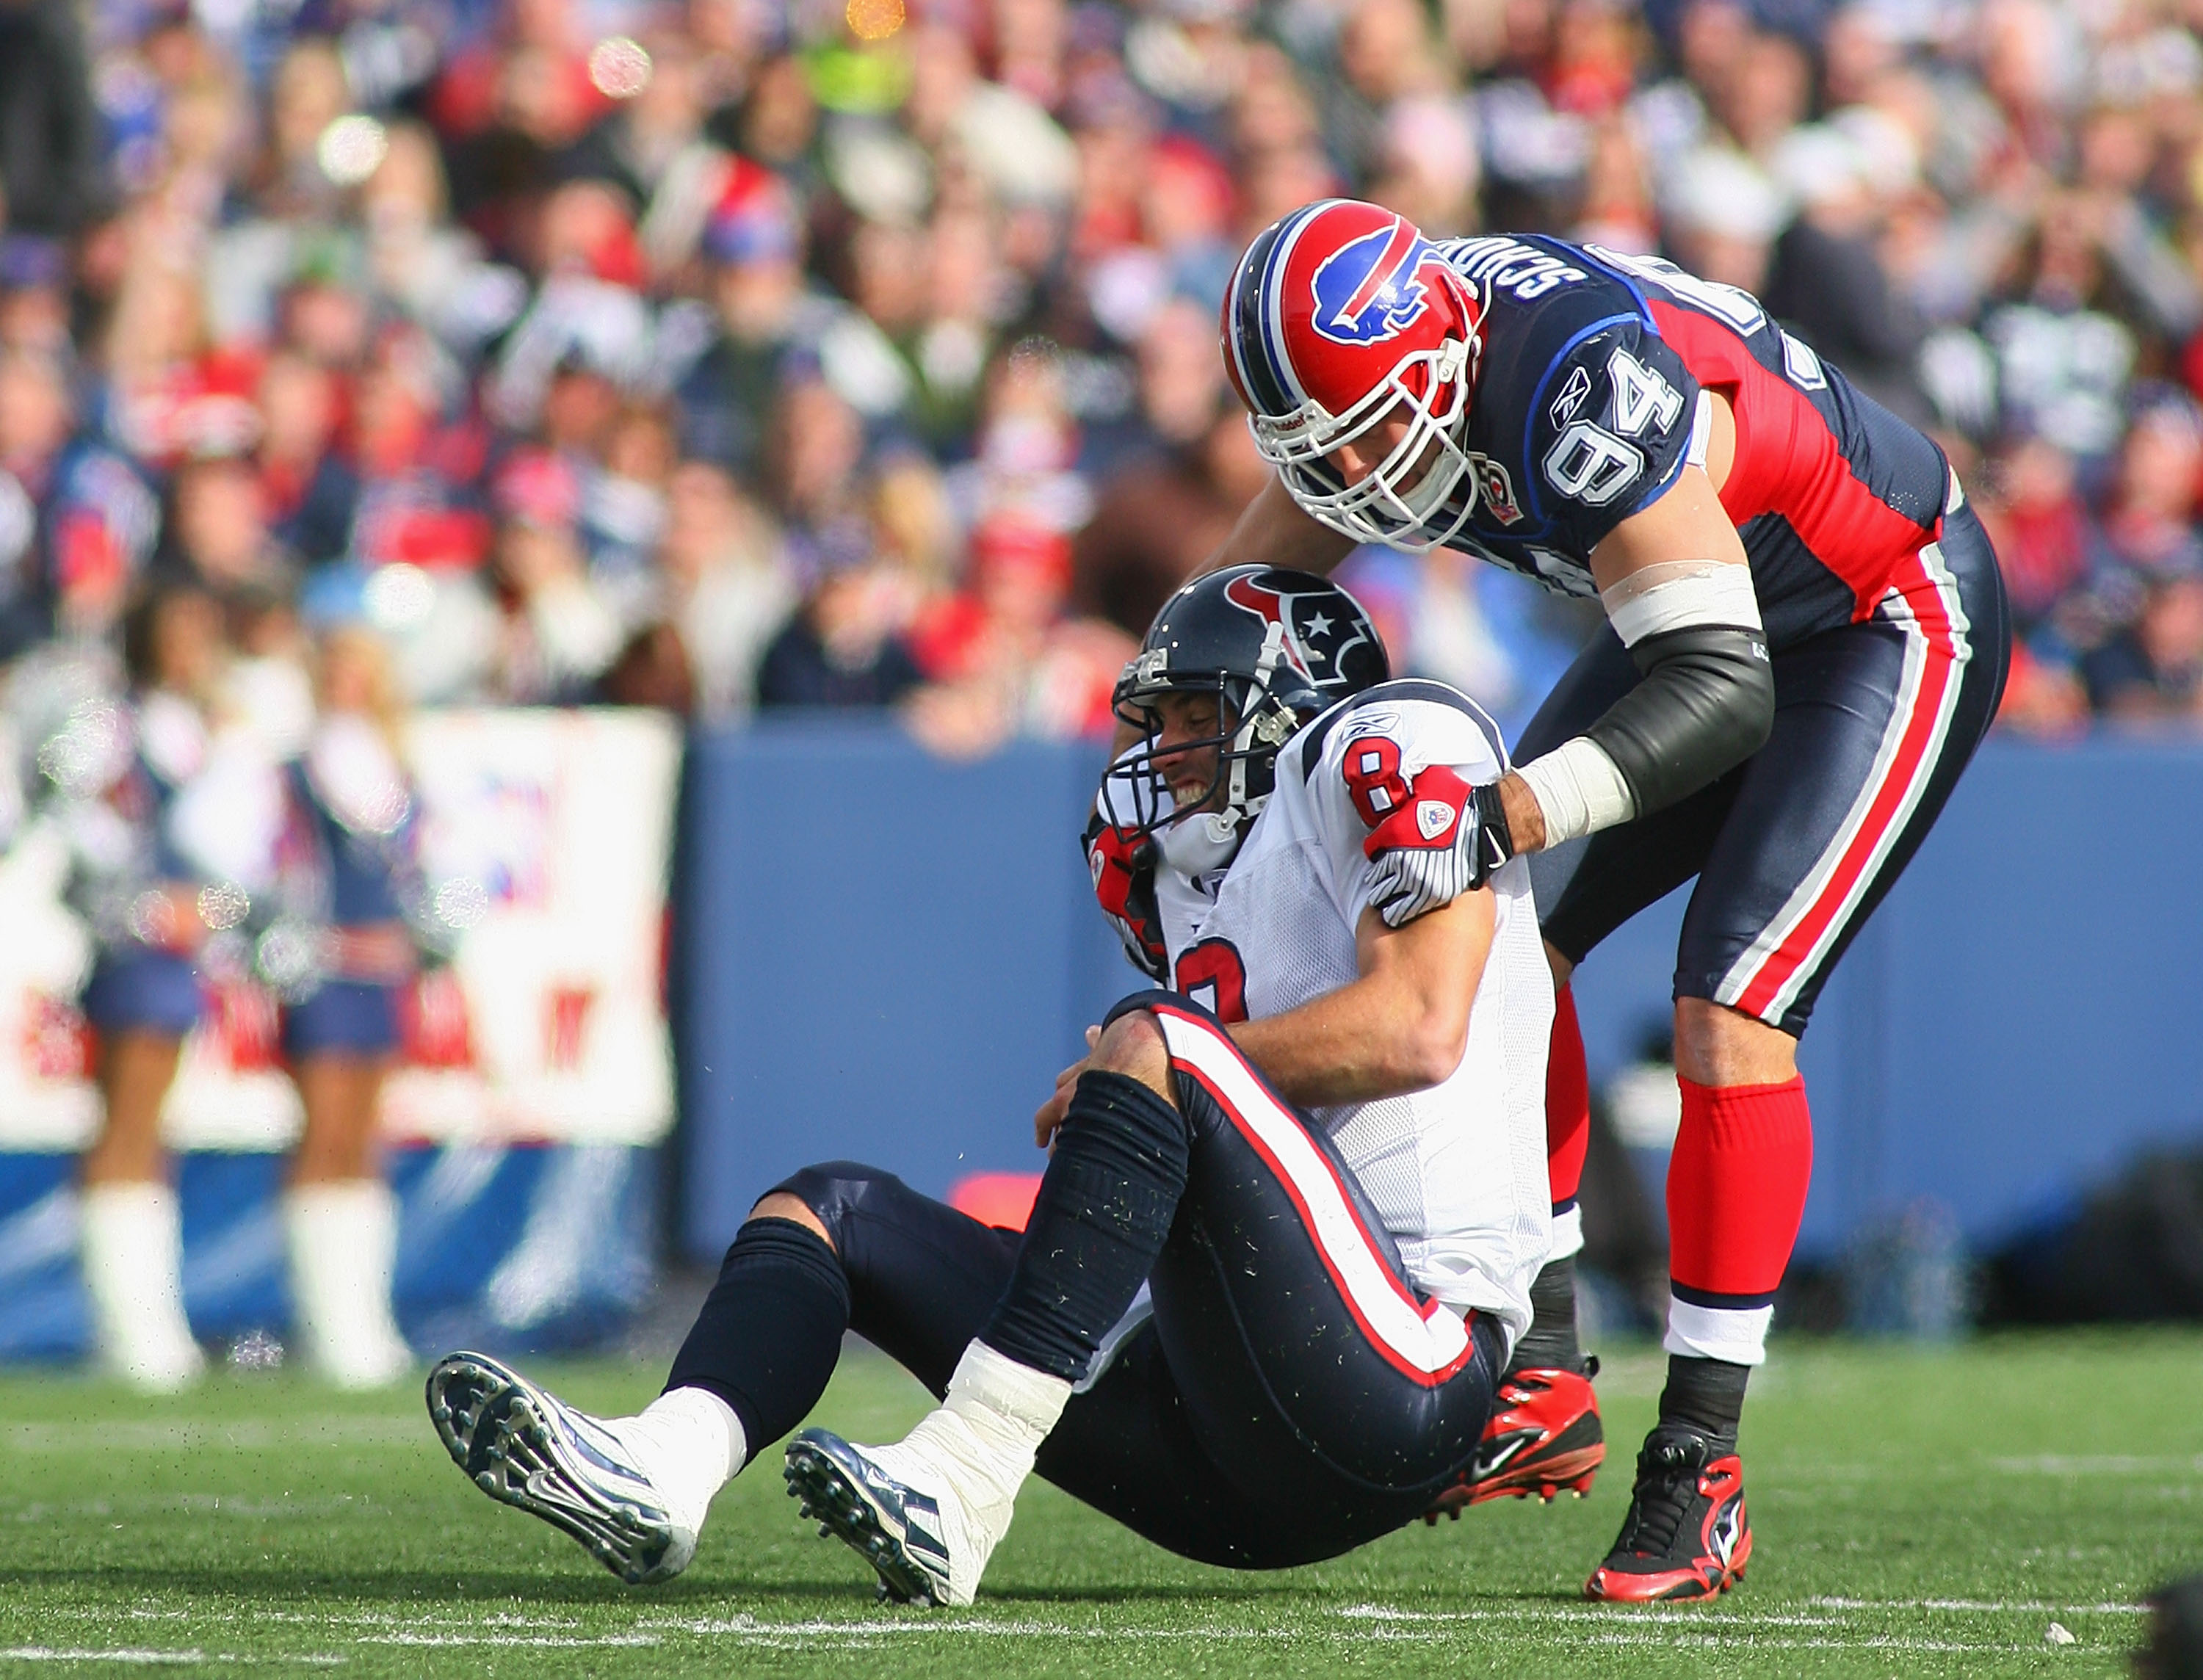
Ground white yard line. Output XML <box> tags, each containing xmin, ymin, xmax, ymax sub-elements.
<box><xmin>1808</xmin><ymin>1596</ymin><xmax>2144</xmax><ymax>1614</ymax></box>
<box><xmin>15</xmin><ymin>1610</ymin><xmax>587</xmax><ymax>1632</ymax></box>
<box><xmin>4</xmin><ymin>1420</ymin><xmax>427</xmax><ymax>1452</ymax></box>
<box><xmin>4</xmin><ymin>1593</ymin><xmax>2152</xmax><ymax>1660</ymax></box>
<box><xmin>354</xmin><ymin>1634</ymin><xmax>659</xmax><ymax>1648</ymax></box>
<box><xmin>0</xmin><ymin>1653</ymin><xmax>344</xmax><ymax>1668</ymax></box>
<box><xmin>1342</xmin><ymin>1605</ymin><xmax>1915</xmax><ymax>1628</ymax></box>
<box><xmin>640</xmin><ymin>1616</ymin><xmax>1291</xmax><ymax>1642</ymax></box>
<box><xmin>0</xmin><ymin>1654</ymin><xmax>207</xmax><ymax>1667</ymax></box>
<box><xmin>1344</xmin><ymin>1598</ymin><xmax>2146</xmax><ymax>1622</ymax></box>
<box><xmin>1989</xmin><ymin>1455</ymin><xmax>2203</xmax><ymax>1476</ymax></box>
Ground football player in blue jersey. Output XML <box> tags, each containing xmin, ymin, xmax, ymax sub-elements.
<box><xmin>1195</xmin><ymin>199</ymin><xmax>2011</xmax><ymax>1600</ymax></box>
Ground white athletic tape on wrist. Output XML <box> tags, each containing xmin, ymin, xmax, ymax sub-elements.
<box><xmin>1517</xmin><ymin>735</ymin><xmax>1636</xmax><ymax>847</ymax></box>
<box><xmin>1600</xmin><ymin>561</ymin><xmax>1763</xmax><ymax>648</ymax></box>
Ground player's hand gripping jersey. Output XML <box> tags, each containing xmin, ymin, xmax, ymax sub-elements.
<box><xmin>1142</xmin><ymin>680</ymin><xmax>1553</xmax><ymax>1339</ymax></box>
<box><xmin>1419</xmin><ymin>235</ymin><xmax>1950</xmax><ymax>650</ymax></box>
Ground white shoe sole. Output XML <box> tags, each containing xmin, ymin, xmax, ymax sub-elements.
<box><xmin>425</xmin><ymin>1351</ymin><xmax>683</xmax><ymax>1585</ymax></box>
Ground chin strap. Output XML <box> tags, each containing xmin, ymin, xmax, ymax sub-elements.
<box><xmin>1176</xmin><ymin>627</ymin><xmax>1295</xmax><ymax>874</ymax></box>
<box><xmin>1221</xmin><ymin>628</ymin><xmax>1286</xmax><ymax>821</ymax></box>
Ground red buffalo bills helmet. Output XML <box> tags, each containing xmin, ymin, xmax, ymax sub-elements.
<box><xmin>1222</xmin><ymin>200</ymin><xmax>1483</xmax><ymax>551</ymax></box>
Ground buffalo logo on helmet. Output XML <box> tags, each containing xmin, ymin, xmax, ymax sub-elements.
<box><xmin>1223</xmin><ymin>572</ymin><xmax>1375</xmax><ymax>690</ymax></box>
<box><xmin>1308</xmin><ymin>217</ymin><xmax>1443</xmax><ymax>347</ymax></box>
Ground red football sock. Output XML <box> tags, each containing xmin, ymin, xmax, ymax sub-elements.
<box><xmin>1665</xmin><ymin>1075</ymin><xmax>1813</xmax><ymax>1302</ymax></box>
<box><xmin>1546</xmin><ymin>988</ymin><xmax>1591</xmax><ymax>1216</ymax></box>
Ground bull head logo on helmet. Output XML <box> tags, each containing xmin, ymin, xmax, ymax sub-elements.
<box><xmin>1309</xmin><ymin>218</ymin><xmax>1437</xmax><ymax>346</ymax></box>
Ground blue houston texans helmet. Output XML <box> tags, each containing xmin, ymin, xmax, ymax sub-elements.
<box><xmin>1102</xmin><ymin>565</ymin><xmax>1389</xmax><ymax>841</ymax></box>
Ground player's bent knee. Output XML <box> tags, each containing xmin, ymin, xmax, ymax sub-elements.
<box><xmin>1673</xmin><ymin>996</ymin><xmax>1798</xmax><ymax>1087</ymax></box>
<box><xmin>750</xmin><ymin>1161</ymin><xmax>914</xmax><ymax>1254</ymax></box>
<box><xmin>1088</xmin><ymin>1008</ymin><xmax>1173</xmax><ymax>1098</ymax></box>
<box><xmin>745</xmin><ymin>1191</ymin><xmax>834</xmax><ymax>1250</ymax></box>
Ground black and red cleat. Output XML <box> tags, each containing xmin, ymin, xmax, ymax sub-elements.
<box><xmin>1582</xmin><ymin>1428</ymin><xmax>1751</xmax><ymax>1602</ymax></box>
<box><xmin>1421</xmin><ymin>1361</ymin><xmax>1604</xmax><ymax>1523</ymax></box>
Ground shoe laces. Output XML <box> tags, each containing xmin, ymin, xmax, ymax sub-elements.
<box><xmin>1616</xmin><ymin>1430</ymin><xmax>1719</xmax><ymax>1557</ymax></box>
<box><xmin>1497</xmin><ymin>1352</ymin><xmax>1601</xmax><ymax>1397</ymax></box>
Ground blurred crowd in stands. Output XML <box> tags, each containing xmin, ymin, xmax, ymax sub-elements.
<box><xmin>2</xmin><ymin>0</ymin><xmax>2203</xmax><ymax>764</ymax></box>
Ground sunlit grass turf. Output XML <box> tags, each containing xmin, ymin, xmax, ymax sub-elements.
<box><xmin>1</xmin><ymin>1331</ymin><xmax>2197</xmax><ymax>1678</ymax></box>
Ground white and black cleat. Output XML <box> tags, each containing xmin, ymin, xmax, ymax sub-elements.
<box><xmin>784</xmin><ymin>1427</ymin><xmax>963</xmax><ymax>1607</ymax></box>
<box><xmin>426</xmin><ymin>1351</ymin><xmax>695</xmax><ymax>1585</ymax></box>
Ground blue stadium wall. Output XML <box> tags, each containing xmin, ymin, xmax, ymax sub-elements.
<box><xmin>0</xmin><ymin>1142</ymin><xmax>658</xmax><ymax>1363</ymax></box>
<box><xmin>5</xmin><ymin>728</ymin><xmax>2200</xmax><ymax>1361</ymax></box>
<box><xmin>679</xmin><ymin>725</ymin><xmax>2203</xmax><ymax>1264</ymax></box>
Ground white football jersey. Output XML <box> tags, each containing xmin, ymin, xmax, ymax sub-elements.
<box><xmin>1150</xmin><ymin>679</ymin><xmax>1554</xmax><ymax>1344</ymax></box>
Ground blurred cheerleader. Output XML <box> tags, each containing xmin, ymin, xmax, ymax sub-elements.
<box><xmin>65</xmin><ymin>583</ymin><xmax>274</xmax><ymax>1391</ymax></box>
<box><xmin>268</xmin><ymin>623</ymin><xmax>432</xmax><ymax>1389</ymax></box>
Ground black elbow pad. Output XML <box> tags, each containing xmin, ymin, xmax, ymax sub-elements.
<box><xmin>1584</xmin><ymin>625</ymin><xmax>1775</xmax><ymax>817</ymax></box>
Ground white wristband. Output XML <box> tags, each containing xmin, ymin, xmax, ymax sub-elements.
<box><xmin>1516</xmin><ymin>736</ymin><xmax>1636</xmax><ymax>847</ymax></box>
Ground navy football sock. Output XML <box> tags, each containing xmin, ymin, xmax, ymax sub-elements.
<box><xmin>1510</xmin><ymin>1255</ymin><xmax>1587</xmax><ymax>1374</ymax></box>
<box><xmin>1656</xmin><ymin>1355</ymin><xmax>1750</xmax><ymax>1447</ymax></box>
<box><xmin>980</xmin><ymin>1070</ymin><xmax>1190</xmax><ymax>1382</ymax></box>
<box><xmin>663</xmin><ymin>1217</ymin><xmax>851</xmax><ymax>1466</ymax></box>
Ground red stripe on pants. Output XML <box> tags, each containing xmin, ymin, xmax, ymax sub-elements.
<box><xmin>1667</xmin><ymin>1076</ymin><xmax>1813</xmax><ymax>1298</ymax></box>
<box><xmin>1729</xmin><ymin>543</ymin><xmax>1962</xmax><ymax>1020</ymax></box>
<box><xmin>1547</xmin><ymin>988</ymin><xmax>1590</xmax><ymax>1210</ymax></box>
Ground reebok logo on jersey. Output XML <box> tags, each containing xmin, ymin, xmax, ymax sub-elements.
<box><xmin>1309</xmin><ymin>218</ymin><xmax>1436</xmax><ymax>345</ymax></box>
<box><xmin>1549</xmin><ymin>363</ymin><xmax>1592</xmax><ymax>427</ymax></box>
<box><xmin>1417</xmin><ymin>799</ymin><xmax>1456</xmax><ymax>841</ymax></box>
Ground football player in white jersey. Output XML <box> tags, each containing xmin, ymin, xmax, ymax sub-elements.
<box><xmin>424</xmin><ymin>565</ymin><xmax>1550</xmax><ymax>1607</ymax></box>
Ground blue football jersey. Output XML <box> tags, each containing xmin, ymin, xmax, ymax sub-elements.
<box><xmin>1428</xmin><ymin>235</ymin><xmax>1950</xmax><ymax>649</ymax></box>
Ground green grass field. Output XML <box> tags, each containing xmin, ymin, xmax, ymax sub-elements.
<box><xmin>2</xmin><ymin>1332</ymin><xmax>2198</xmax><ymax>1678</ymax></box>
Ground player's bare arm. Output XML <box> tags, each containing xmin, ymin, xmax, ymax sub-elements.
<box><xmin>1498</xmin><ymin>452</ymin><xmax>1754</xmax><ymax>852</ymax></box>
<box><xmin>1201</xmin><ymin>471</ymin><xmax>1356</xmax><ymax>579</ymax></box>
<box><xmin>1038</xmin><ymin>887</ymin><xmax>1493</xmax><ymax>1145</ymax></box>
<box><xmin>1226</xmin><ymin>892</ymin><xmax>1491</xmax><ymax>1108</ymax></box>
